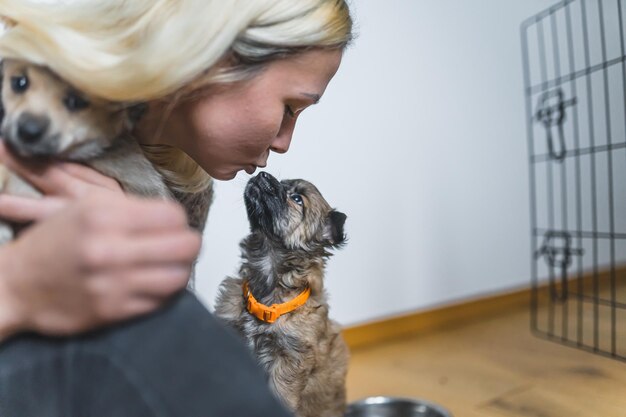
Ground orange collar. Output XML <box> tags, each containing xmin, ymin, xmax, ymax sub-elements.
<box><xmin>242</xmin><ymin>281</ymin><xmax>311</xmax><ymax>323</ymax></box>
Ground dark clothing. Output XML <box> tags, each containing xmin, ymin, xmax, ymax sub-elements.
<box><xmin>0</xmin><ymin>291</ymin><xmax>292</xmax><ymax>417</ymax></box>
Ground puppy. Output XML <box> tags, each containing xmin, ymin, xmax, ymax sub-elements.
<box><xmin>0</xmin><ymin>58</ymin><xmax>171</xmax><ymax>243</ymax></box>
<box><xmin>215</xmin><ymin>171</ymin><xmax>349</xmax><ymax>417</ymax></box>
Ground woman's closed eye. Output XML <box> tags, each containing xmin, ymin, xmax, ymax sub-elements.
<box><xmin>284</xmin><ymin>101</ymin><xmax>311</xmax><ymax>119</ymax></box>
<box><xmin>284</xmin><ymin>105</ymin><xmax>296</xmax><ymax>118</ymax></box>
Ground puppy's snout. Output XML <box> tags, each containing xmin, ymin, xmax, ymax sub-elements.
<box><xmin>256</xmin><ymin>171</ymin><xmax>279</xmax><ymax>194</ymax></box>
<box><xmin>17</xmin><ymin>113</ymin><xmax>50</xmax><ymax>143</ymax></box>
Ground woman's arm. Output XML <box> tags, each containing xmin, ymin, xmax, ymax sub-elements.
<box><xmin>0</xmin><ymin>145</ymin><xmax>201</xmax><ymax>341</ymax></box>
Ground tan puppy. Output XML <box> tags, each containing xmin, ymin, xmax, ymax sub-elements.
<box><xmin>215</xmin><ymin>172</ymin><xmax>349</xmax><ymax>417</ymax></box>
<box><xmin>0</xmin><ymin>59</ymin><xmax>171</xmax><ymax>243</ymax></box>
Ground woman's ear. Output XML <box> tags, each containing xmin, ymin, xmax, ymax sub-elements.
<box><xmin>324</xmin><ymin>209</ymin><xmax>347</xmax><ymax>247</ymax></box>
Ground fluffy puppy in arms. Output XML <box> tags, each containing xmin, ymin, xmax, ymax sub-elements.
<box><xmin>0</xmin><ymin>59</ymin><xmax>171</xmax><ymax>243</ymax></box>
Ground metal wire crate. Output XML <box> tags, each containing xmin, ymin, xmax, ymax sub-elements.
<box><xmin>521</xmin><ymin>0</ymin><xmax>626</xmax><ymax>361</ymax></box>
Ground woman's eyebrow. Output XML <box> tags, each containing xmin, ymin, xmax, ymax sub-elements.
<box><xmin>300</xmin><ymin>93</ymin><xmax>321</xmax><ymax>104</ymax></box>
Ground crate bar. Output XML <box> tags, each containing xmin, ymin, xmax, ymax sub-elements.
<box><xmin>617</xmin><ymin>0</ymin><xmax>626</xmax><ymax>360</ymax></box>
<box><xmin>568</xmin><ymin>293</ymin><xmax>626</xmax><ymax>309</ymax></box>
<box><xmin>532</xmin><ymin>142</ymin><xmax>626</xmax><ymax>162</ymax></box>
<box><xmin>597</xmin><ymin>0</ymin><xmax>617</xmax><ymax>357</ymax></box>
<box><xmin>521</xmin><ymin>18</ymin><xmax>540</xmax><ymax>336</ymax></box>
<box><xmin>528</xmin><ymin>55</ymin><xmax>626</xmax><ymax>95</ymax></box>
<box><xmin>579</xmin><ymin>0</ymin><xmax>600</xmax><ymax>352</ymax></box>
<box><xmin>534</xmin><ymin>328</ymin><xmax>626</xmax><ymax>362</ymax></box>
<box><xmin>564</xmin><ymin>0</ymin><xmax>586</xmax><ymax>347</ymax></box>
<box><xmin>537</xmin><ymin>16</ymin><xmax>558</xmax><ymax>336</ymax></box>
<box><xmin>535</xmin><ymin>228</ymin><xmax>626</xmax><ymax>240</ymax></box>
<box><xmin>550</xmin><ymin>9</ymin><xmax>570</xmax><ymax>341</ymax></box>
<box><xmin>522</xmin><ymin>0</ymin><xmax>577</xmax><ymax>30</ymax></box>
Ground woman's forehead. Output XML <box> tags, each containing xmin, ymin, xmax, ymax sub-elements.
<box><xmin>262</xmin><ymin>49</ymin><xmax>342</xmax><ymax>91</ymax></box>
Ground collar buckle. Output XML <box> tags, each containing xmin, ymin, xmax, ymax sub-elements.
<box><xmin>263</xmin><ymin>309</ymin><xmax>278</xmax><ymax>323</ymax></box>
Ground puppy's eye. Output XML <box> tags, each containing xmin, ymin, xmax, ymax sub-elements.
<box><xmin>290</xmin><ymin>194</ymin><xmax>304</xmax><ymax>206</ymax></box>
<box><xmin>10</xmin><ymin>75</ymin><xmax>29</xmax><ymax>93</ymax></box>
<box><xmin>64</xmin><ymin>92</ymin><xmax>90</xmax><ymax>111</ymax></box>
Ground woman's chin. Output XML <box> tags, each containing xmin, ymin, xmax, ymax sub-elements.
<box><xmin>207</xmin><ymin>169</ymin><xmax>234</xmax><ymax>181</ymax></box>
<box><xmin>210</xmin><ymin>165</ymin><xmax>258</xmax><ymax>180</ymax></box>
<box><xmin>243</xmin><ymin>165</ymin><xmax>257</xmax><ymax>175</ymax></box>
<box><xmin>212</xmin><ymin>167</ymin><xmax>250</xmax><ymax>181</ymax></box>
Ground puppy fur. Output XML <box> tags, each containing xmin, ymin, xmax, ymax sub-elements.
<box><xmin>215</xmin><ymin>172</ymin><xmax>349</xmax><ymax>417</ymax></box>
<box><xmin>0</xmin><ymin>59</ymin><xmax>173</xmax><ymax>243</ymax></box>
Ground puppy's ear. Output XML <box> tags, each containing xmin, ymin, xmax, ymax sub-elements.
<box><xmin>324</xmin><ymin>209</ymin><xmax>347</xmax><ymax>248</ymax></box>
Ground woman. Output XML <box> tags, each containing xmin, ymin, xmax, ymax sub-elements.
<box><xmin>0</xmin><ymin>1</ymin><xmax>353</xmax><ymax>415</ymax></box>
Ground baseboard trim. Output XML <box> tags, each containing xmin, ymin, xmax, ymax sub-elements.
<box><xmin>343</xmin><ymin>266</ymin><xmax>626</xmax><ymax>350</ymax></box>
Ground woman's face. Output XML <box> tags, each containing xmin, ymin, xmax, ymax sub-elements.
<box><xmin>141</xmin><ymin>49</ymin><xmax>343</xmax><ymax>180</ymax></box>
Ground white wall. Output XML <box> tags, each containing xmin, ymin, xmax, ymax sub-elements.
<box><xmin>195</xmin><ymin>0</ymin><xmax>626</xmax><ymax>326</ymax></box>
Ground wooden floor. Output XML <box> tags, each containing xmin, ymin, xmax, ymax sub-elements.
<box><xmin>346</xmin><ymin>302</ymin><xmax>626</xmax><ymax>417</ymax></box>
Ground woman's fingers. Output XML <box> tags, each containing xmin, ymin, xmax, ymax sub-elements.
<box><xmin>78</xmin><ymin>196</ymin><xmax>190</xmax><ymax>235</ymax></box>
<box><xmin>0</xmin><ymin>168</ymin><xmax>177</xmax><ymax>227</ymax></box>
<box><xmin>127</xmin><ymin>266</ymin><xmax>191</xmax><ymax>298</ymax></box>
<box><xmin>122</xmin><ymin>297</ymin><xmax>162</xmax><ymax>319</ymax></box>
<box><xmin>0</xmin><ymin>142</ymin><xmax>116</xmax><ymax>197</ymax></box>
<box><xmin>57</xmin><ymin>163</ymin><xmax>122</xmax><ymax>191</ymax></box>
<box><xmin>118</xmin><ymin>265</ymin><xmax>191</xmax><ymax>298</ymax></box>
<box><xmin>81</xmin><ymin>231</ymin><xmax>202</xmax><ymax>270</ymax></box>
<box><xmin>86</xmin><ymin>266</ymin><xmax>190</xmax><ymax>320</ymax></box>
<box><xmin>0</xmin><ymin>194</ymin><xmax>66</xmax><ymax>223</ymax></box>
<box><xmin>0</xmin><ymin>142</ymin><xmax>50</xmax><ymax>191</ymax></box>
<box><xmin>0</xmin><ymin>142</ymin><xmax>78</xmax><ymax>195</ymax></box>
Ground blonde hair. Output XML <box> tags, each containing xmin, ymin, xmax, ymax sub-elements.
<box><xmin>0</xmin><ymin>0</ymin><xmax>353</xmax><ymax>193</ymax></box>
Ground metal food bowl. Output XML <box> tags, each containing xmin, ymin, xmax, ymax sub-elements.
<box><xmin>345</xmin><ymin>397</ymin><xmax>453</xmax><ymax>417</ymax></box>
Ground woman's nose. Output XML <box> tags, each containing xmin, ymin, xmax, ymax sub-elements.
<box><xmin>270</xmin><ymin>128</ymin><xmax>293</xmax><ymax>154</ymax></box>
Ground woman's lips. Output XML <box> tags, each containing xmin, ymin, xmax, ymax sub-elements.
<box><xmin>244</xmin><ymin>165</ymin><xmax>257</xmax><ymax>175</ymax></box>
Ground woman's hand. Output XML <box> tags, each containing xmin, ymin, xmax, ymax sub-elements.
<box><xmin>0</xmin><ymin>141</ymin><xmax>124</xmax><ymax>223</ymax></box>
<box><xmin>0</xmin><ymin>143</ymin><xmax>201</xmax><ymax>338</ymax></box>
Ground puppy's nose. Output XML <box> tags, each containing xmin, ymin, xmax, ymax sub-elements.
<box><xmin>17</xmin><ymin>113</ymin><xmax>49</xmax><ymax>143</ymax></box>
<box><xmin>257</xmin><ymin>171</ymin><xmax>275</xmax><ymax>188</ymax></box>
<box><xmin>255</xmin><ymin>171</ymin><xmax>280</xmax><ymax>194</ymax></box>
